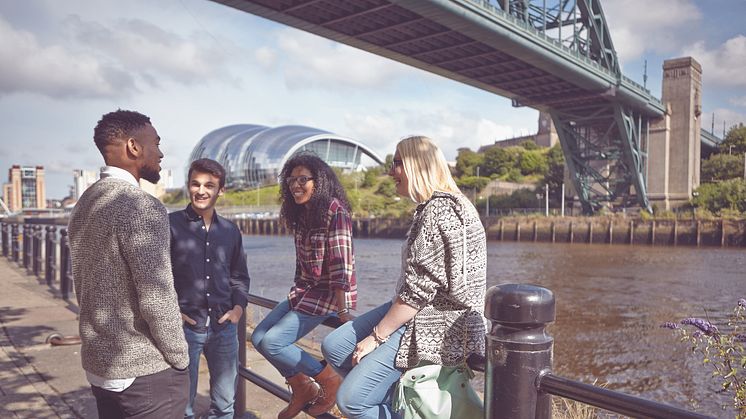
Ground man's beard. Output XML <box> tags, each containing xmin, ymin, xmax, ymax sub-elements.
<box><xmin>141</xmin><ymin>166</ymin><xmax>161</xmax><ymax>184</ymax></box>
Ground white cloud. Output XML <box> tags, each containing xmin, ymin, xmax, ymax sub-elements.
<box><xmin>273</xmin><ymin>29</ymin><xmax>412</xmax><ymax>91</ymax></box>
<box><xmin>731</xmin><ymin>96</ymin><xmax>746</xmax><ymax>108</ymax></box>
<box><xmin>255</xmin><ymin>46</ymin><xmax>276</xmax><ymax>69</ymax></box>
<box><xmin>0</xmin><ymin>15</ymin><xmax>131</xmax><ymax>98</ymax></box>
<box><xmin>603</xmin><ymin>0</ymin><xmax>701</xmax><ymax>61</ymax></box>
<box><xmin>682</xmin><ymin>35</ymin><xmax>746</xmax><ymax>88</ymax></box>
<box><xmin>0</xmin><ymin>12</ymin><xmax>239</xmax><ymax>99</ymax></box>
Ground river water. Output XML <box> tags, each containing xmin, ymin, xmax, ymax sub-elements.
<box><xmin>243</xmin><ymin>235</ymin><xmax>746</xmax><ymax>416</ymax></box>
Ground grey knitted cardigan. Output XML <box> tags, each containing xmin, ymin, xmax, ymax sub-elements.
<box><xmin>395</xmin><ymin>191</ymin><xmax>487</xmax><ymax>369</ymax></box>
<box><xmin>68</xmin><ymin>177</ymin><xmax>189</xmax><ymax>378</ymax></box>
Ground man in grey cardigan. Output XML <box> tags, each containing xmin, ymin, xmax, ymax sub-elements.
<box><xmin>68</xmin><ymin>109</ymin><xmax>189</xmax><ymax>418</ymax></box>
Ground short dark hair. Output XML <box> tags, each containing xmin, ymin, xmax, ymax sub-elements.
<box><xmin>278</xmin><ymin>152</ymin><xmax>350</xmax><ymax>230</ymax></box>
<box><xmin>93</xmin><ymin>109</ymin><xmax>151</xmax><ymax>154</ymax></box>
<box><xmin>188</xmin><ymin>158</ymin><xmax>226</xmax><ymax>188</ymax></box>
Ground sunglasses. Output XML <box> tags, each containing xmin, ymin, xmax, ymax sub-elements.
<box><xmin>389</xmin><ymin>159</ymin><xmax>403</xmax><ymax>171</ymax></box>
<box><xmin>285</xmin><ymin>175</ymin><xmax>315</xmax><ymax>186</ymax></box>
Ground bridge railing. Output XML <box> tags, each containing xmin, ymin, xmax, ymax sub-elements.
<box><xmin>0</xmin><ymin>219</ymin><xmax>715</xmax><ymax>417</ymax></box>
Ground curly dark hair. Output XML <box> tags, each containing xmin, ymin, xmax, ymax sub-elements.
<box><xmin>279</xmin><ymin>152</ymin><xmax>350</xmax><ymax>231</ymax></box>
<box><xmin>93</xmin><ymin>109</ymin><xmax>151</xmax><ymax>155</ymax></box>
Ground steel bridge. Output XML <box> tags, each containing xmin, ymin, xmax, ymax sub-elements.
<box><xmin>211</xmin><ymin>0</ymin><xmax>667</xmax><ymax>213</ymax></box>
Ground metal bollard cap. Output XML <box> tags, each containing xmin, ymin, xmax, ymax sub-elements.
<box><xmin>485</xmin><ymin>283</ymin><xmax>555</xmax><ymax>325</ymax></box>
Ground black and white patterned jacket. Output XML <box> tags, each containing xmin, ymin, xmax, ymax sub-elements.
<box><xmin>395</xmin><ymin>191</ymin><xmax>487</xmax><ymax>369</ymax></box>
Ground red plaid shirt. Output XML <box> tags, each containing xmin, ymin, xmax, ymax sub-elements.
<box><xmin>288</xmin><ymin>199</ymin><xmax>357</xmax><ymax>316</ymax></box>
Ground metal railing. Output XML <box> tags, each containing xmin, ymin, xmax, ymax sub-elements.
<box><xmin>237</xmin><ymin>285</ymin><xmax>713</xmax><ymax>418</ymax></box>
<box><xmin>2</xmin><ymin>219</ymin><xmax>74</xmax><ymax>300</ymax></box>
<box><xmin>1</xmin><ymin>218</ymin><xmax>716</xmax><ymax>418</ymax></box>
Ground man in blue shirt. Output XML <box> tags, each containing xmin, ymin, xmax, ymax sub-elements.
<box><xmin>170</xmin><ymin>158</ymin><xmax>251</xmax><ymax>419</ymax></box>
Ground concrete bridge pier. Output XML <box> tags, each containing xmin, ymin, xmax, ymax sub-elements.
<box><xmin>648</xmin><ymin>57</ymin><xmax>702</xmax><ymax>211</ymax></box>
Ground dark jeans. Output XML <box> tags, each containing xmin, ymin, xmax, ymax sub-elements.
<box><xmin>91</xmin><ymin>367</ymin><xmax>189</xmax><ymax>419</ymax></box>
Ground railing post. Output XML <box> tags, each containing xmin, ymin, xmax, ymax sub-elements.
<box><xmin>45</xmin><ymin>226</ymin><xmax>57</xmax><ymax>285</ymax></box>
<box><xmin>11</xmin><ymin>223</ymin><xmax>19</xmax><ymax>262</ymax></box>
<box><xmin>236</xmin><ymin>310</ymin><xmax>248</xmax><ymax>416</ymax></box>
<box><xmin>33</xmin><ymin>225</ymin><xmax>42</xmax><ymax>278</ymax></box>
<box><xmin>485</xmin><ymin>284</ymin><xmax>555</xmax><ymax>419</ymax></box>
<box><xmin>59</xmin><ymin>228</ymin><xmax>72</xmax><ymax>300</ymax></box>
<box><xmin>23</xmin><ymin>223</ymin><xmax>32</xmax><ymax>269</ymax></box>
<box><xmin>1</xmin><ymin>222</ymin><xmax>7</xmax><ymax>257</ymax></box>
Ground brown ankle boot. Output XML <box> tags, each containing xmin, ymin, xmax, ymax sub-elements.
<box><xmin>307</xmin><ymin>364</ymin><xmax>342</xmax><ymax>416</ymax></box>
<box><xmin>278</xmin><ymin>373</ymin><xmax>320</xmax><ymax>419</ymax></box>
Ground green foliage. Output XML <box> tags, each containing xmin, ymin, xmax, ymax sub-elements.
<box><xmin>664</xmin><ymin>301</ymin><xmax>746</xmax><ymax>416</ymax></box>
<box><xmin>518</xmin><ymin>149</ymin><xmax>548</xmax><ymax>176</ymax></box>
<box><xmin>161</xmin><ymin>189</ymin><xmax>187</xmax><ymax>205</ymax></box>
<box><xmin>717</xmin><ymin>124</ymin><xmax>746</xmax><ymax>155</ymax></box>
<box><xmin>219</xmin><ymin>185</ymin><xmax>280</xmax><ymax>207</ymax></box>
<box><xmin>375</xmin><ymin>178</ymin><xmax>397</xmax><ymax>198</ymax></box>
<box><xmin>455</xmin><ymin>149</ymin><xmax>485</xmax><ymax>177</ymax></box>
<box><xmin>692</xmin><ymin>179</ymin><xmax>746</xmax><ymax>214</ymax></box>
<box><xmin>456</xmin><ymin>176</ymin><xmax>490</xmax><ymax>192</ymax></box>
<box><xmin>519</xmin><ymin>139</ymin><xmax>539</xmax><ymax>150</ymax></box>
<box><xmin>489</xmin><ymin>188</ymin><xmax>539</xmax><ymax>209</ymax></box>
<box><xmin>361</xmin><ymin>167</ymin><xmax>381</xmax><ymax>188</ymax></box>
<box><xmin>702</xmin><ymin>154</ymin><xmax>744</xmax><ymax>182</ymax></box>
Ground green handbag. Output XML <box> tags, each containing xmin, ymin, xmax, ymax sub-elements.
<box><xmin>393</xmin><ymin>362</ymin><xmax>484</xmax><ymax>418</ymax></box>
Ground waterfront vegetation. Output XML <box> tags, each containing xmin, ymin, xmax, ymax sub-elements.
<box><xmin>662</xmin><ymin>300</ymin><xmax>746</xmax><ymax>417</ymax></box>
<box><xmin>163</xmin><ymin>124</ymin><xmax>746</xmax><ymax>219</ymax></box>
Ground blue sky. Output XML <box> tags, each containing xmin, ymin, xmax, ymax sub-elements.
<box><xmin>1</xmin><ymin>0</ymin><xmax>744</xmax><ymax>199</ymax></box>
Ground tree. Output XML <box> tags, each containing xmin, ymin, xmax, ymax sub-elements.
<box><xmin>455</xmin><ymin>176</ymin><xmax>490</xmax><ymax>193</ymax></box>
<box><xmin>692</xmin><ymin>179</ymin><xmax>746</xmax><ymax>214</ymax></box>
<box><xmin>701</xmin><ymin>154</ymin><xmax>743</xmax><ymax>182</ymax></box>
<box><xmin>518</xmin><ymin>149</ymin><xmax>548</xmax><ymax>176</ymax></box>
<box><xmin>543</xmin><ymin>144</ymin><xmax>565</xmax><ymax>206</ymax></box>
<box><xmin>455</xmin><ymin>148</ymin><xmax>484</xmax><ymax>177</ymax></box>
<box><xmin>717</xmin><ymin>123</ymin><xmax>746</xmax><ymax>155</ymax></box>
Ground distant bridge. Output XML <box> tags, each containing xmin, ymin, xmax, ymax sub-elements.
<box><xmin>211</xmin><ymin>0</ymin><xmax>668</xmax><ymax>213</ymax></box>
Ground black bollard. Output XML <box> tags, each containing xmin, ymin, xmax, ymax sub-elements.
<box><xmin>23</xmin><ymin>224</ymin><xmax>32</xmax><ymax>269</ymax></box>
<box><xmin>485</xmin><ymin>284</ymin><xmax>555</xmax><ymax>419</ymax></box>
<box><xmin>1</xmin><ymin>222</ymin><xmax>7</xmax><ymax>257</ymax></box>
<box><xmin>33</xmin><ymin>225</ymin><xmax>42</xmax><ymax>277</ymax></box>
<box><xmin>11</xmin><ymin>223</ymin><xmax>19</xmax><ymax>262</ymax></box>
<box><xmin>59</xmin><ymin>229</ymin><xmax>72</xmax><ymax>300</ymax></box>
<box><xmin>45</xmin><ymin>226</ymin><xmax>57</xmax><ymax>285</ymax></box>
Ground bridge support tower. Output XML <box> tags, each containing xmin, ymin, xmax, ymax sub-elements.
<box><xmin>648</xmin><ymin>57</ymin><xmax>702</xmax><ymax>211</ymax></box>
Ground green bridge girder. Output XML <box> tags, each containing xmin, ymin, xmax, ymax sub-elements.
<box><xmin>212</xmin><ymin>0</ymin><xmax>666</xmax><ymax>213</ymax></box>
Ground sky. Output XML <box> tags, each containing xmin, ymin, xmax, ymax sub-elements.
<box><xmin>1</xmin><ymin>0</ymin><xmax>744</xmax><ymax>199</ymax></box>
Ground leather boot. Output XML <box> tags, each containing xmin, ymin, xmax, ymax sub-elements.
<box><xmin>307</xmin><ymin>364</ymin><xmax>342</xmax><ymax>416</ymax></box>
<box><xmin>278</xmin><ymin>373</ymin><xmax>320</xmax><ymax>419</ymax></box>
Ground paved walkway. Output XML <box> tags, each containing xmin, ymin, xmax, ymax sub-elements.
<box><xmin>0</xmin><ymin>258</ymin><xmax>314</xmax><ymax>419</ymax></box>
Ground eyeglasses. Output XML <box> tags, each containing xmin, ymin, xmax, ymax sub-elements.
<box><xmin>389</xmin><ymin>159</ymin><xmax>403</xmax><ymax>171</ymax></box>
<box><xmin>285</xmin><ymin>175</ymin><xmax>315</xmax><ymax>186</ymax></box>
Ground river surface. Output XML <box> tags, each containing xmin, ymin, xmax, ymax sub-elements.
<box><xmin>242</xmin><ymin>235</ymin><xmax>746</xmax><ymax>416</ymax></box>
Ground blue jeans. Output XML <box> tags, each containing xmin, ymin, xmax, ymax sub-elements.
<box><xmin>183</xmin><ymin>322</ymin><xmax>238</xmax><ymax>419</ymax></box>
<box><xmin>321</xmin><ymin>301</ymin><xmax>405</xmax><ymax>419</ymax></box>
<box><xmin>251</xmin><ymin>299</ymin><xmax>332</xmax><ymax>378</ymax></box>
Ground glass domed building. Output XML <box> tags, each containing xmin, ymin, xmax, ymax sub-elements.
<box><xmin>187</xmin><ymin>124</ymin><xmax>384</xmax><ymax>189</ymax></box>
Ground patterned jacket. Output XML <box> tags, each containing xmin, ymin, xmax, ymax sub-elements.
<box><xmin>395</xmin><ymin>191</ymin><xmax>487</xmax><ymax>369</ymax></box>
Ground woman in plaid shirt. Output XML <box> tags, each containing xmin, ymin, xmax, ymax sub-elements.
<box><xmin>251</xmin><ymin>153</ymin><xmax>357</xmax><ymax>419</ymax></box>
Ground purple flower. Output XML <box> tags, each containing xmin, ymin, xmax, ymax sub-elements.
<box><xmin>692</xmin><ymin>331</ymin><xmax>703</xmax><ymax>338</ymax></box>
<box><xmin>681</xmin><ymin>318</ymin><xmax>719</xmax><ymax>336</ymax></box>
<box><xmin>735</xmin><ymin>334</ymin><xmax>746</xmax><ymax>343</ymax></box>
<box><xmin>660</xmin><ymin>322</ymin><xmax>680</xmax><ymax>329</ymax></box>
<box><xmin>738</xmin><ymin>299</ymin><xmax>746</xmax><ymax>308</ymax></box>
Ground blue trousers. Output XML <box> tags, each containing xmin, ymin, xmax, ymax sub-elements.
<box><xmin>251</xmin><ymin>299</ymin><xmax>331</xmax><ymax>378</ymax></box>
<box><xmin>321</xmin><ymin>301</ymin><xmax>405</xmax><ymax>419</ymax></box>
<box><xmin>183</xmin><ymin>322</ymin><xmax>238</xmax><ymax>419</ymax></box>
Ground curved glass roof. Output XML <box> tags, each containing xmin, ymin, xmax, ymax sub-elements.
<box><xmin>188</xmin><ymin>124</ymin><xmax>383</xmax><ymax>189</ymax></box>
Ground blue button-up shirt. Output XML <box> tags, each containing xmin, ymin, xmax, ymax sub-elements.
<box><xmin>169</xmin><ymin>204</ymin><xmax>251</xmax><ymax>333</ymax></box>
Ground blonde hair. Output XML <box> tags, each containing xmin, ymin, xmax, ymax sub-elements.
<box><xmin>396</xmin><ymin>136</ymin><xmax>461</xmax><ymax>203</ymax></box>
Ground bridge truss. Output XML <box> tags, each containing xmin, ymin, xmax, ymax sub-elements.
<box><xmin>212</xmin><ymin>0</ymin><xmax>665</xmax><ymax>213</ymax></box>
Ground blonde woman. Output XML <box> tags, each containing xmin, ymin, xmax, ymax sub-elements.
<box><xmin>321</xmin><ymin>136</ymin><xmax>487</xmax><ymax>418</ymax></box>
